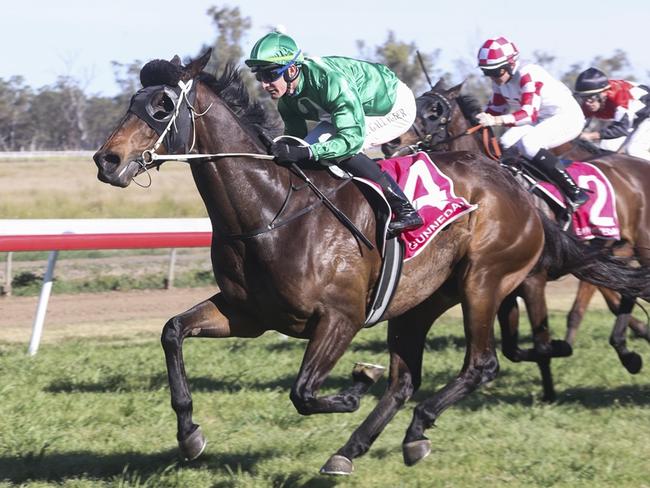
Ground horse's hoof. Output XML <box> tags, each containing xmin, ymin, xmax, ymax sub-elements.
<box><xmin>179</xmin><ymin>427</ymin><xmax>207</xmax><ymax>461</ymax></box>
<box><xmin>621</xmin><ymin>352</ymin><xmax>642</xmax><ymax>374</ymax></box>
<box><xmin>320</xmin><ymin>454</ymin><xmax>354</xmax><ymax>475</ymax></box>
<box><xmin>550</xmin><ymin>340</ymin><xmax>573</xmax><ymax>358</ymax></box>
<box><xmin>542</xmin><ymin>390</ymin><xmax>557</xmax><ymax>403</ymax></box>
<box><xmin>403</xmin><ymin>439</ymin><xmax>431</xmax><ymax>466</ymax></box>
<box><xmin>352</xmin><ymin>362</ymin><xmax>386</xmax><ymax>384</ymax></box>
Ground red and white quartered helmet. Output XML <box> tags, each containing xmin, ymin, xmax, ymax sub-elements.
<box><xmin>477</xmin><ymin>37</ymin><xmax>519</xmax><ymax>68</ymax></box>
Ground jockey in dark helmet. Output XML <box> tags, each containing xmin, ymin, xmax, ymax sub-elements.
<box><xmin>245</xmin><ymin>31</ymin><xmax>423</xmax><ymax>235</ymax></box>
<box><xmin>575</xmin><ymin>67</ymin><xmax>650</xmax><ymax>161</ymax></box>
<box><xmin>475</xmin><ymin>36</ymin><xmax>588</xmax><ymax>210</ymax></box>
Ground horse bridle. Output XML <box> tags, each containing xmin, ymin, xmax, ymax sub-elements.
<box><xmin>408</xmin><ymin>90</ymin><xmax>501</xmax><ymax>161</ymax></box>
<box><xmin>413</xmin><ymin>91</ymin><xmax>458</xmax><ymax>151</ymax></box>
<box><xmin>124</xmin><ymin>78</ymin><xmax>372</xmax><ymax>248</ymax></box>
<box><xmin>127</xmin><ymin>79</ymin><xmax>274</xmax><ymax>172</ymax></box>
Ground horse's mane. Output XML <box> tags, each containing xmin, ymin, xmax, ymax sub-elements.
<box><xmin>139</xmin><ymin>59</ymin><xmax>282</xmax><ymax>137</ymax></box>
<box><xmin>198</xmin><ymin>65</ymin><xmax>283</xmax><ymax>136</ymax></box>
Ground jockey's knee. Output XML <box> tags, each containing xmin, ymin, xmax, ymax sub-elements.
<box><xmin>518</xmin><ymin>138</ymin><xmax>543</xmax><ymax>160</ymax></box>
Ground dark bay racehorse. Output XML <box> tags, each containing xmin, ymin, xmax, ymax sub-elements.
<box><xmin>93</xmin><ymin>52</ymin><xmax>650</xmax><ymax>474</ymax></box>
<box><xmin>391</xmin><ymin>81</ymin><xmax>650</xmax><ymax>400</ymax></box>
<box><xmin>553</xmin><ymin>141</ymin><xmax>650</xmax><ymax>345</ymax></box>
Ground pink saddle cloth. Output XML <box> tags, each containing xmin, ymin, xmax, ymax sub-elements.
<box><xmin>376</xmin><ymin>152</ymin><xmax>478</xmax><ymax>261</ymax></box>
<box><xmin>536</xmin><ymin>161</ymin><xmax>620</xmax><ymax>240</ymax></box>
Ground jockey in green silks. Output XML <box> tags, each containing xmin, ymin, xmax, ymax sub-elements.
<box><xmin>245</xmin><ymin>31</ymin><xmax>423</xmax><ymax>235</ymax></box>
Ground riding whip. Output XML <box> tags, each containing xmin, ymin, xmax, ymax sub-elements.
<box><xmin>416</xmin><ymin>50</ymin><xmax>434</xmax><ymax>90</ymax></box>
<box><xmin>289</xmin><ymin>163</ymin><xmax>375</xmax><ymax>250</ymax></box>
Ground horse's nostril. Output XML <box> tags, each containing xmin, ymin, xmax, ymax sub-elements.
<box><xmin>103</xmin><ymin>152</ymin><xmax>121</xmax><ymax>166</ymax></box>
<box><xmin>94</xmin><ymin>151</ymin><xmax>121</xmax><ymax>167</ymax></box>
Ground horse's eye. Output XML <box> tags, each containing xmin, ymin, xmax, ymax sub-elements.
<box><xmin>160</xmin><ymin>93</ymin><xmax>175</xmax><ymax>112</ymax></box>
<box><xmin>151</xmin><ymin>93</ymin><xmax>175</xmax><ymax>120</ymax></box>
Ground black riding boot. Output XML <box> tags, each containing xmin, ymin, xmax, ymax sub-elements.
<box><xmin>500</xmin><ymin>146</ymin><xmax>522</xmax><ymax>166</ymax></box>
<box><xmin>533</xmin><ymin>149</ymin><xmax>589</xmax><ymax>209</ymax></box>
<box><xmin>339</xmin><ymin>153</ymin><xmax>423</xmax><ymax>235</ymax></box>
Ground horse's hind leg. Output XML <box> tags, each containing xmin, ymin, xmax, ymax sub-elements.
<box><xmin>598</xmin><ymin>287</ymin><xmax>650</xmax><ymax>341</ymax></box>
<box><xmin>610</xmin><ymin>295</ymin><xmax>643</xmax><ymax>374</ymax></box>
<box><xmin>402</xmin><ymin>286</ymin><xmax>502</xmax><ymax>466</ymax></box>
<box><xmin>161</xmin><ymin>292</ymin><xmax>264</xmax><ymax>460</ymax></box>
<box><xmin>498</xmin><ymin>276</ymin><xmax>571</xmax><ymax>402</ymax></box>
<box><xmin>566</xmin><ymin>281</ymin><xmax>597</xmax><ymax>346</ymax></box>
<box><xmin>498</xmin><ymin>290</ymin><xmax>555</xmax><ymax>401</ymax></box>
<box><xmin>320</xmin><ymin>295</ymin><xmax>453</xmax><ymax>475</ymax></box>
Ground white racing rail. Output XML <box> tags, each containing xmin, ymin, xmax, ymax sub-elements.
<box><xmin>0</xmin><ymin>219</ymin><xmax>212</xmax><ymax>355</ymax></box>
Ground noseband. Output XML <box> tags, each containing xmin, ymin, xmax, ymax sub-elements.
<box><xmin>126</xmin><ymin>79</ymin><xmax>274</xmax><ymax>171</ymax></box>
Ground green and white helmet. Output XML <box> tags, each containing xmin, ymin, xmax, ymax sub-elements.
<box><xmin>245</xmin><ymin>32</ymin><xmax>304</xmax><ymax>71</ymax></box>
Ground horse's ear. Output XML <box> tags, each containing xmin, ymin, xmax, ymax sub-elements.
<box><xmin>432</xmin><ymin>78</ymin><xmax>447</xmax><ymax>91</ymax></box>
<box><xmin>446</xmin><ymin>82</ymin><xmax>464</xmax><ymax>99</ymax></box>
<box><xmin>183</xmin><ymin>48</ymin><xmax>213</xmax><ymax>79</ymax></box>
<box><xmin>170</xmin><ymin>55</ymin><xmax>182</xmax><ymax>66</ymax></box>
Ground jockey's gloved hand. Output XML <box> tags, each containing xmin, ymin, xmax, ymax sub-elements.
<box><xmin>270</xmin><ymin>142</ymin><xmax>312</xmax><ymax>165</ymax></box>
<box><xmin>476</xmin><ymin>112</ymin><xmax>504</xmax><ymax>127</ymax></box>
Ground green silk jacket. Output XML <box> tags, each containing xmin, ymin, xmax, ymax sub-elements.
<box><xmin>277</xmin><ymin>56</ymin><xmax>399</xmax><ymax>161</ymax></box>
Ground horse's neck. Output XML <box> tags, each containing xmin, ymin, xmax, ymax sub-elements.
<box><xmin>450</xmin><ymin>117</ymin><xmax>482</xmax><ymax>153</ymax></box>
<box><xmin>192</xmin><ymin>91</ymin><xmax>286</xmax><ymax>235</ymax></box>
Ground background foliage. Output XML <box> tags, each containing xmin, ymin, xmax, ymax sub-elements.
<box><xmin>0</xmin><ymin>4</ymin><xmax>643</xmax><ymax>152</ymax></box>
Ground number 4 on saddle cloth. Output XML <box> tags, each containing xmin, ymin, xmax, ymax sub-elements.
<box><xmin>352</xmin><ymin>151</ymin><xmax>477</xmax><ymax>326</ymax></box>
<box><xmin>356</xmin><ymin>151</ymin><xmax>478</xmax><ymax>261</ymax></box>
<box><xmin>533</xmin><ymin>161</ymin><xmax>621</xmax><ymax>240</ymax></box>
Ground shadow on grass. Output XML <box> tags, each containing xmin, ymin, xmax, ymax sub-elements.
<box><xmin>558</xmin><ymin>384</ymin><xmax>650</xmax><ymax>407</ymax></box>
<box><xmin>413</xmin><ymin>379</ymin><xmax>650</xmax><ymax>410</ymax></box>
<box><xmin>264</xmin><ymin>333</ymin><xmax>467</xmax><ymax>355</ymax></box>
<box><xmin>0</xmin><ymin>447</ymin><xmax>277</xmax><ymax>484</ymax></box>
<box><xmin>44</xmin><ymin>370</ymin><xmax>396</xmax><ymax>397</ymax></box>
<box><xmin>347</xmin><ymin>334</ymin><xmax>466</xmax><ymax>355</ymax></box>
<box><xmin>263</xmin><ymin>473</ymin><xmax>340</xmax><ymax>488</ymax></box>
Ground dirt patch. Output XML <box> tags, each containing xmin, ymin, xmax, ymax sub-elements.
<box><xmin>0</xmin><ymin>286</ymin><xmax>218</xmax><ymax>344</ymax></box>
<box><xmin>0</xmin><ymin>276</ymin><xmax>606</xmax><ymax>347</ymax></box>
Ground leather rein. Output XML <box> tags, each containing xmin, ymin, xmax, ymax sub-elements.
<box><xmin>128</xmin><ymin>78</ymin><xmax>370</xmax><ymax>247</ymax></box>
<box><xmin>402</xmin><ymin>91</ymin><xmax>502</xmax><ymax>162</ymax></box>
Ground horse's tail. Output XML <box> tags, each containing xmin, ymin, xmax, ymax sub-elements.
<box><xmin>538</xmin><ymin>213</ymin><xmax>650</xmax><ymax>299</ymax></box>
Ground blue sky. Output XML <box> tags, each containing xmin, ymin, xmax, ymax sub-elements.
<box><xmin>4</xmin><ymin>0</ymin><xmax>649</xmax><ymax>96</ymax></box>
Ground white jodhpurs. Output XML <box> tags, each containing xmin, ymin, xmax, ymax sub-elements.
<box><xmin>304</xmin><ymin>81</ymin><xmax>416</xmax><ymax>150</ymax></box>
<box><xmin>499</xmin><ymin>105</ymin><xmax>585</xmax><ymax>159</ymax></box>
<box><xmin>598</xmin><ymin>119</ymin><xmax>650</xmax><ymax>161</ymax></box>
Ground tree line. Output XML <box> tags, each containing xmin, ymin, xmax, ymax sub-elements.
<box><xmin>0</xmin><ymin>5</ymin><xmax>643</xmax><ymax>151</ymax></box>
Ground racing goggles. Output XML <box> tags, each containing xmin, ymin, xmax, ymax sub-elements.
<box><xmin>255</xmin><ymin>67</ymin><xmax>284</xmax><ymax>83</ymax></box>
<box><xmin>578</xmin><ymin>93</ymin><xmax>604</xmax><ymax>103</ymax></box>
<box><xmin>481</xmin><ymin>67</ymin><xmax>506</xmax><ymax>78</ymax></box>
<box><xmin>253</xmin><ymin>50</ymin><xmax>302</xmax><ymax>83</ymax></box>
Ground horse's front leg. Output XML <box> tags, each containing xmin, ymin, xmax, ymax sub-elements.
<box><xmin>289</xmin><ymin>308</ymin><xmax>366</xmax><ymax>415</ymax></box>
<box><xmin>161</xmin><ymin>292</ymin><xmax>265</xmax><ymax>460</ymax></box>
<box><xmin>519</xmin><ymin>275</ymin><xmax>573</xmax><ymax>402</ymax></box>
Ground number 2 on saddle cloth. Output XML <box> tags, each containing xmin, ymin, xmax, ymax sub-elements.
<box><xmin>529</xmin><ymin>161</ymin><xmax>620</xmax><ymax>240</ymax></box>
